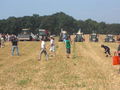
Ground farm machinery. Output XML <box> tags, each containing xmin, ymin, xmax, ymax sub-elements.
<box><xmin>38</xmin><ymin>29</ymin><xmax>50</xmax><ymax>41</ymax></box>
<box><xmin>89</xmin><ymin>33</ymin><xmax>99</xmax><ymax>42</ymax></box>
<box><xmin>18</xmin><ymin>29</ymin><xmax>50</xmax><ymax>41</ymax></box>
<box><xmin>18</xmin><ymin>29</ymin><xmax>33</xmax><ymax>41</ymax></box>
<box><xmin>104</xmin><ymin>34</ymin><xmax>115</xmax><ymax>42</ymax></box>
<box><xmin>74</xmin><ymin>30</ymin><xmax>85</xmax><ymax>42</ymax></box>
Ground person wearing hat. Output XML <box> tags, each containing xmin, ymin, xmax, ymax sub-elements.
<box><xmin>101</xmin><ymin>44</ymin><xmax>111</xmax><ymax>57</ymax></box>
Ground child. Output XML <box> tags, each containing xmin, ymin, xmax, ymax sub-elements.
<box><xmin>101</xmin><ymin>45</ymin><xmax>111</xmax><ymax>57</ymax></box>
<box><xmin>49</xmin><ymin>36</ymin><xmax>55</xmax><ymax>56</ymax></box>
<box><xmin>65</xmin><ymin>37</ymin><xmax>71</xmax><ymax>58</ymax></box>
<box><xmin>38</xmin><ymin>38</ymin><xmax>48</xmax><ymax>61</ymax></box>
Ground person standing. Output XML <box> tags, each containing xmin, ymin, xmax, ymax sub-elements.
<box><xmin>1</xmin><ymin>36</ymin><xmax>5</xmax><ymax>48</ymax></box>
<box><xmin>38</xmin><ymin>38</ymin><xmax>48</xmax><ymax>61</ymax></box>
<box><xmin>65</xmin><ymin>37</ymin><xmax>71</xmax><ymax>58</ymax></box>
<box><xmin>49</xmin><ymin>36</ymin><xmax>55</xmax><ymax>56</ymax></box>
<box><xmin>11</xmin><ymin>37</ymin><xmax>19</xmax><ymax>56</ymax></box>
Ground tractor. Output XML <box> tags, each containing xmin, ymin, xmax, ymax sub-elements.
<box><xmin>89</xmin><ymin>33</ymin><xmax>99</xmax><ymax>42</ymax></box>
<box><xmin>104</xmin><ymin>34</ymin><xmax>115</xmax><ymax>42</ymax></box>
<box><xmin>38</xmin><ymin>29</ymin><xmax>50</xmax><ymax>41</ymax></box>
<box><xmin>74</xmin><ymin>30</ymin><xmax>85</xmax><ymax>42</ymax></box>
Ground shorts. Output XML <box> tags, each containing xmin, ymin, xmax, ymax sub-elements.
<box><xmin>50</xmin><ymin>46</ymin><xmax>55</xmax><ymax>52</ymax></box>
<box><xmin>66</xmin><ymin>48</ymin><xmax>71</xmax><ymax>54</ymax></box>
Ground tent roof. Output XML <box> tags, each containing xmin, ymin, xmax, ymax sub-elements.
<box><xmin>77</xmin><ymin>30</ymin><xmax>83</xmax><ymax>34</ymax></box>
<box><xmin>62</xmin><ymin>31</ymin><xmax>67</xmax><ymax>34</ymax></box>
<box><xmin>22</xmin><ymin>29</ymin><xmax>30</xmax><ymax>31</ymax></box>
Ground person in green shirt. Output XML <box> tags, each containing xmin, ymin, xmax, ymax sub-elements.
<box><xmin>65</xmin><ymin>37</ymin><xmax>71</xmax><ymax>58</ymax></box>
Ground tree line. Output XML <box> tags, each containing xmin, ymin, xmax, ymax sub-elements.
<box><xmin>0</xmin><ymin>12</ymin><xmax>120</xmax><ymax>35</ymax></box>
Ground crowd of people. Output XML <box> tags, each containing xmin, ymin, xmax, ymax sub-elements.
<box><xmin>0</xmin><ymin>34</ymin><xmax>13</xmax><ymax>48</ymax></box>
<box><xmin>38</xmin><ymin>36</ymin><xmax>71</xmax><ymax>61</ymax></box>
<box><xmin>0</xmin><ymin>33</ymin><xmax>120</xmax><ymax>61</ymax></box>
<box><xmin>0</xmin><ymin>33</ymin><xmax>71</xmax><ymax>60</ymax></box>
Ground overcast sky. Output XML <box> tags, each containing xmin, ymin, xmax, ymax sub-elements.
<box><xmin>0</xmin><ymin>0</ymin><xmax>120</xmax><ymax>23</ymax></box>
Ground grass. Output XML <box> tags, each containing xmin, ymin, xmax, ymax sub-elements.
<box><xmin>17</xmin><ymin>78</ymin><xmax>32</xmax><ymax>86</ymax></box>
<box><xmin>0</xmin><ymin>35</ymin><xmax>120</xmax><ymax>90</ymax></box>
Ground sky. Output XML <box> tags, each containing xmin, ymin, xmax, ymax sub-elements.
<box><xmin>0</xmin><ymin>0</ymin><xmax>120</xmax><ymax>23</ymax></box>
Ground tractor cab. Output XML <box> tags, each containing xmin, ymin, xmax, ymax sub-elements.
<box><xmin>105</xmin><ymin>34</ymin><xmax>115</xmax><ymax>42</ymax></box>
<box><xmin>38</xmin><ymin>29</ymin><xmax>50</xmax><ymax>41</ymax></box>
<box><xmin>18</xmin><ymin>29</ymin><xmax>32</xmax><ymax>41</ymax></box>
<box><xmin>89</xmin><ymin>33</ymin><xmax>98</xmax><ymax>42</ymax></box>
<box><xmin>74</xmin><ymin>30</ymin><xmax>84</xmax><ymax>42</ymax></box>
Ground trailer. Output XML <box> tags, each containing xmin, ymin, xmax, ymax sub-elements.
<box><xmin>18</xmin><ymin>29</ymin><xmax>32</xmax><ymax>41</ymax></box>
<box><xmin>18</xmin><ymin>29</ymin><xmax>37</xmax><ymax>41</ymax></box>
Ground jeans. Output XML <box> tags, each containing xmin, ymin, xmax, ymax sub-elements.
<box><xmin>12</xmin><ymin>46</ymin><xmax>19</xmax><ymax>56</ymax></box>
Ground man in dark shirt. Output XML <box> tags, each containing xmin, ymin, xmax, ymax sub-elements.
<box><xmin>101</xmin><ymin>45</ymin><xmax>111</xmax><ymax>57</ymax></box>
<box><xmin>11</xmin><ymin>37</ymin><xmax>19</xmax><ymax>56</ymax></box>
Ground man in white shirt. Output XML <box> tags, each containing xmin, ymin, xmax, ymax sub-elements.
<box><xmin>38</xmin><ymin>38</ymin><xmax>48</xmax><ymax>61</ymax></box>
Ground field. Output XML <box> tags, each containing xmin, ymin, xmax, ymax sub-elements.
<box><xmin>0</xmin><ymin>35</ymin><xmax>120</xmax><ymax>90</ymax></box>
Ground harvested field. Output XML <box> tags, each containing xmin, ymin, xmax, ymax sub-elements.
<box><xmin>0</xmin><ymin>35</ymin><xmax>120</xmax><ymax>90</ymax></box>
